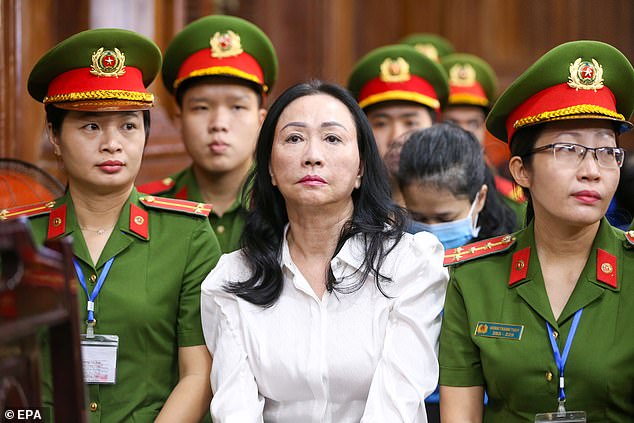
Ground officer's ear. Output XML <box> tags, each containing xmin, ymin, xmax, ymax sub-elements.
<box><xmin>46</xmin><ymin>123</ymin><xmax>62</xmax><ymax>157</ymax></box>
<box><xmin>509</xmin><ymin>155</ymin><xmax>531</xmax><ymax>189</ymax></box>
<box><xmin>258</xmin><ymin>108</ymin><xmax>267</xmax><ymax>125</ymax></box>
<box><xmin>173</xmin><ymin>107</ymin><xmax>182</xmax><ymax>132</ymax></box>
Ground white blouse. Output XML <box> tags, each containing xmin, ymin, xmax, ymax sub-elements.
<box><xmin>201</xmin><ymin>227</ymin><xmax>448</xmax><ymax>423</ymax></box>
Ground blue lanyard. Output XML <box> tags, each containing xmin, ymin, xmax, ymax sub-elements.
<box><xmin>545</xmin><ymin>308</ymin><xmax>583</xmax><ymax>403</ymax></box>
<box><xmin>73</xmin><ymin>257</ymin><xmax>115</xmax><ymax>327</ymax></box>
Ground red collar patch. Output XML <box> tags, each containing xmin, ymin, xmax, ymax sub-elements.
<box><xmin>508</xmin><ymin>247</ymin><xmax>530</xmax><ymax>286</ymax></box>
<box><xmin>596</xmin><ymin>248</ymin><xmax>617</xmax><ymax>288</ymax></box>
<box><xmin>130</xmin><ymin>204</ymin><xmax>149</xmax><ymax>239</ymax></box>
<box><xmin>47</xmin><ymin>204</ymin><xmax>67</xmax><ymax>240</ymax></box>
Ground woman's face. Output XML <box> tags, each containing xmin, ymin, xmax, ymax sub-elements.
<box><xmin>269</xmin><ymin>94</ymin><xmax>361</xmax><ymax>212</ymax></box>
<box><xmin>403</xmin><ymin>182</ymin><xmax>486</xmax><ymax>225</ymax></box>
<box><xmin>49</xmin><ymin>111</ymin><xmax>145</xmax><ymax>194</ymax></box>
<box><xmin>511</xmin><ymin>119</ymin><xmax>620</xmax><ymax>228</ymax></box>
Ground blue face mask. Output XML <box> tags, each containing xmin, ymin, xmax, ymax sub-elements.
<box><xmin>417</xmin><ymin>198</ymin><xmax>481</xmax><ymax>250</ymax></box>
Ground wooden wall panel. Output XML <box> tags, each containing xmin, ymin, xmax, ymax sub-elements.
<box><xmin>3</xmin><ymin>0</ymin><xmax>634</xmax><ymax>187</ymax></box>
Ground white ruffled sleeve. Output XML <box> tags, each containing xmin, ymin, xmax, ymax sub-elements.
<box><xmin>201</xmin><ymin>252</ymin><xmax>265</xmax><ymax>423</ymax></box>
<box><xmin>361</xmin><ymin>231</ymin><xmax>449</xmax><ymax>422</ymax></box>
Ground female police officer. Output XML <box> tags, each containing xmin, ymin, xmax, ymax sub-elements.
<box><xmin>3</xmin><ymin>29</ymin><xmax>221</xmax><ymax>421</ymax></box>
<box><xmin>439</xmin><ymin>40</ymin><xmax>634</xmax><ymax>422</ymax></box>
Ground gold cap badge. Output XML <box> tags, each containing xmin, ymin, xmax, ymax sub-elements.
<box><xmin>90</xmin><ymin>47</ymin><xmax>126</xmax><ymax>77</ymax></box>
<box><xmin>568</xmin><ymin>58</ymin><xmax>604</xmax><ymax>91</ymax></box>
<box><xmin>210</xmin><ymin>30</ymin><xmax>244</xmax><ymax>59</ymax></box>
<box><xmin>380</xmin><ymin>57</ymin><xmax>411</xmax><ymax>83</ymax></box>
<box><xmin>414</xmin><ymin>43</ymin><xmax>439</xmax><ymax>62</ymax></box>
<box><xmin>449</xmin><ymin>63</ymin><xmax>476</xmax><ymax>87</ymax></box>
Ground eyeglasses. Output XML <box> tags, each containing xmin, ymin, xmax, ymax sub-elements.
<box><xmin>523</xmin><ymin>143</ymin><xmax>625</xmax><ymax>168</ymax></box>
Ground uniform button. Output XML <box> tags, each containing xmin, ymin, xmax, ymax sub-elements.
<box><xmin>546</xmin><ymin>371</ymin><xmax>553</xmax><ymax>382</ymax></box>
<box><xmin>552</xmin><ymin>330</ymin><xmax>558</xmax><ymax>339</ymax></box>
<box><xmin>216</xmin><ymin>225</ymin><xmax>225</xmax><ymax>234</ymax></box>
<box><xmin>89</xmin><ymin>274</ymin><xmax>97</xmax><ymax>283</ymax></box>
<box><xmin>89</xmin><ymin>401</ymin><xmax>98</xmax><ymax>412</ymax></box>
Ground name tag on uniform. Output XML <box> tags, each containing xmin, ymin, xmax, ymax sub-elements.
<box><xmin>535</xmin><ymin>411</ymin><xmax>586</xmax><ymax>422</ymax></box>
<box><xmin>80</xmin><ymin>334</ymin><xmax>119</xmax><ymax>384</ymax></box>
<box><xmin>474</xmin><ymin>321</ymin><xmax>524</xmax><ymax>340</ymax></box>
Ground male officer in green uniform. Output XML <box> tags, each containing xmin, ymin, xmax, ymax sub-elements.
<box><xmin>4</xmin><ymin>28</ymin><xmax>222</xmax><ymax>421</ymax></box>
<box><xmin>439</xmin><ymin>40</ymin><xmax>634</xmax><ymax>422</ymax></box>
<box><xmin>440</xmin><ymin>53</ymin><xmax>526</xmax><ymax>226</ymax></box>
<box><xmin>138</xmin><ymin>15</ymin><xmax>278</xmax><ymax>253</ymax></box>
<box><xmin>347</xmin><ymin>44</ymin><xmax>448</xmax><ymax>206</ymax></box>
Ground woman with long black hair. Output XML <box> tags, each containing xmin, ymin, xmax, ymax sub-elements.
<box><xmin>201</xmin><ymin>80</ymin><xmax>448</xmax><ymax>422</ymax></box>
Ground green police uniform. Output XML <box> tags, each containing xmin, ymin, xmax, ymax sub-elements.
<box><xmin>22</xmin><ymin>27</ymin><xmax>222</xmax><ymax>421</ymax></box>
<box><xmin>138</xmin><ymin>15</ymin><xmax>278</xmax><ymax>254</ymax></box>
<box><xmin>5</xmin><ymin>189</ymin><xmax>221</xmax><ymax>422</ymax></box>
<box><xmin>138</xmin><ymin>167</ymin><xmax>246</xmax><ymax>253</ymax></box>
<box><xmin>440</xmin><ymin>220</ymin><xmax>634</xmax><ymax>421</ymax></box>
<box><xmin>440</xmin><ymin>39</ymin><xmax>634</xmax><ymax>421</ymax></box>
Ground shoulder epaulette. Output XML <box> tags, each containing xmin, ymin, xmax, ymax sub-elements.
<box><xmin>0</xmin><ymin>201</ymin><xmax>56</xmax><ymax>221</ymax></box>
<box><xmin>137</xmin><ymin>177</ymin><xmax>176</xmax><ymax>195</ymax></box>
<box><xmin>625</xmin><ymin>230</ymin><xmax>634</xmax><ymax>247</ymax></box>
<box><xmin>139</xmin><ymin>195</ymin><xmax>212</xmax><ymax>217</ymax></box>
<box><xmin>444</xmin><ymin>234</ymin><xmax>516</xmax><ymax>267</ymax></box>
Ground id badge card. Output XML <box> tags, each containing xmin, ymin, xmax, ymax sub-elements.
<box><xmin>535</xmin><ymin>411</ymin><xmax>586</xmax><ymax>422</ymax></box>
<box><xmin>80</xmin><ymin>334</ymin><xmax>119</xmax><ymax>384</ymax></box>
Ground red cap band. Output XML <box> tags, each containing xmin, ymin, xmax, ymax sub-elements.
<box><xmin>46</xmin><ymin>67</ymin><xmax>147</xmax><ymax>99</ymax></box>
<box><xmin>358</xmin><ymin>75</ymin><xmax>440</xmax><ymax>110</ymax></box>
<box><xmin>175</xmin><ymin>49</ymin><xmax>265</xmax><ymax>90</ymax></box>
<box><xmin>507</xmin><ymin>83</ymin><xmax>621</xmax><ymax>140</ymax></box>
<box><xmin>448</xmin><ymin>82</ymin><xmax>488</xmax><ymax>106</ymax></box>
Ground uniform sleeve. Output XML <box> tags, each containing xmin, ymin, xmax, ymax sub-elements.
<box><xmin>438</xmin><ymin>268</ymin><xmax>485</xmax><ymax>386</ymax></box>
<box><xmin>361</xmin><ymin>231</ymin><xmax>449</xmax><ymax>422</ymax></box>
<box><xmin>177</xmin><ymin>217</ymin><xmax>222</xmax><ymax>347</ymax></box>
<box><xmin>201</xmin><ymin>254</ymin><xmax>264</xmax><ymax>423</ymax></box>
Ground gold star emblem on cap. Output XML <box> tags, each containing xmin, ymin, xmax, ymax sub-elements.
<box><xmin>414</xmin><ymin>43</ymin><xmax>439</xmax><ymax>62</ymax></box>
<box><xmin>568</xmin><ymin>58</ymin><xmax>604</xmax><ymax>91</ymax></box>
<box><xmin>90</xmin><ymin>47</ymin><xmax>126</xmax><ymax>77</ymax></box>
<box><xmin>210</xmin><ymin>30</ymin><xmax>244</xmax><ymax>58</ymax></box>
<box><xmin>380</xmin><ymin>57</ymin><xmax>411</xmax><ymax>83</ymax></box>
<box><xmin>449</xmin><ymin>63</ymin><xmax>476</xmax><ymax>86</ymax></box>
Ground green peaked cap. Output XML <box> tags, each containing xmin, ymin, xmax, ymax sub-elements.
<box><xmin>400</xmin><ymin>33</ymin><xmax>455</xmax><ymax>62</ymax></box>
<box><xmin>347</xmin><ymin>44</ymin><xmax>449</xmax><ymax>111</ymax></box>
<box><xmin>162</xmin><ymin>15</ymin><xmax>278</xmax><ymax>95</ymax></box>
<box><xmin>28</xmin><ymin>28</ymin><xmax>161</xmax><ymax>110</ymax></box>
<box><xmin>441</xmin><ymin>53</ymin><xmax>498</xmax><ymax>108</ymax></box>
<box><xmin>486</xmin><ymin>40</ymin><xmax>634</xmax><ymax>143</ymax></box>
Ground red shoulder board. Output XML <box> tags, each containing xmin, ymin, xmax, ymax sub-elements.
<box><xmin>625</xmin><ymin>230</ymin><xmax>634</xmax><ymax>247</ymax></box>
<box><xmin>139</xmin><ymin>195</ymin><xmax>212</xmax><ymax>217</ymax></box>
<box><xmin>137</xmin><ymin>178</ymin><xmax>176</xmax><ymax>195</ymax></box>
<box><xmin>0</xmin><ymin>201</ymin><xmax>56</xmax><ymax>221</ymax></box>
<box><xmin>444</xmin><ymin>234</ymin><xmax>516</xmax><ymax>266</ymax></box>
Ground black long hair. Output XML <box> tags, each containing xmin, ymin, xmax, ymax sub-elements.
<box><xmin>226</xmin><ymin>80</ymin><xmax>408</xmax><ymax>307</ymax></box>
<box><xmin>508</xmin><ymin>125</ymin><xmax>543</xmax><ymax>225</ymax></box>
<box><xmin>397</xmin><ymin>122</ymin><xmax>517</xmax><ymax>239</ymax></box>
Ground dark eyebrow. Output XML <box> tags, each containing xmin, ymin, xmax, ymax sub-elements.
<box><xmin>76</xmin><ymin>111</ymin><xmax>140</xmax><ymax>119</ymax></box>
<box><xmin>280</xmin><ymin>121</ymin><xmax>348</xmax><ymax>132</ymax></box>
<box><xmin>280</xmin><ymin>122</ymin><xmax>307</xmax><ymax>131</ymax></box>
<box><xmin>321</xmin><ymin>121</ymin><xmax>348</xmax><ymax>131</ymax></box>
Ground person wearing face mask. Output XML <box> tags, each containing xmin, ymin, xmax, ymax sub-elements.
<box><xmin>398</xmin><ymin>123</ymin><xmax>517</xmax><ymax>250</ymax></box>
